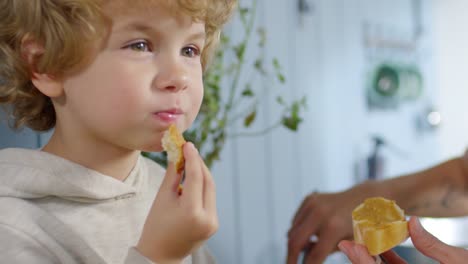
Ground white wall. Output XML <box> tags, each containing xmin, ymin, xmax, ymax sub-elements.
<box><xmin>433</xmin><ymin>0</ymin><xmax>468</xmax><ymax>158</ymax></box>
<box><xmin>209</xmin><ymin>0</ymin><xmax>441</xmax><ymax>263</ymax></box>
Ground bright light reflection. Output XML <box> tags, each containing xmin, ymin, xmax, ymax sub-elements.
<box><xmin>427</xmin><ymin>111</ymin><xmax>442</xmax><ymax>126</ymax></box>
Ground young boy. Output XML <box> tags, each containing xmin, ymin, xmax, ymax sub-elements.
<box><xmin>0</xmin><ymin>0</ymin><xmax>236</xmax><ymax>263</ymax></box>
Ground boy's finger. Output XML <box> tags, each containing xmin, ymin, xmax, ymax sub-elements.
<box><xmin>160</xmin><ymin>162</ymin><xmax>180</xmax><ymax>195</ymax></box>
<box><xmin>201</xmin><ymin>159</ymin><xmax>216</xmax><ymax>212</ymax></box>
<box><xmin>181</xmin><ymin>142</ymin><xmax>204</xmax><ymax>205</ymax></box>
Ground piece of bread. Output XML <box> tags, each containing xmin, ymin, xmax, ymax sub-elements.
<box><xmin>161</xmin><ymin>124</ymin><xmax>186</xmax><ymax>173</ymax></box>
<box><xmin>352</xmin><ymin>197</ymin><xmax>409</xmax><ymax>256</ymax></box>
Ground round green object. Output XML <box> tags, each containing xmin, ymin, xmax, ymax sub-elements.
<box><xmin>373</xmin><ymin>65</ymin><xmax>399</xmax><ymax>97</ymax></box>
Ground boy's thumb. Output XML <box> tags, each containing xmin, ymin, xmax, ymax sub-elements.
<box><xmin>409</xmin><ymin>216</ymin><xmax>454</xmax><ymax>261</ymax></box>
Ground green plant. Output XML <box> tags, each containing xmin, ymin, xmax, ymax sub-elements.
<box><xmin>146</xmin><ymin>0</ymin><xmax>306</xmax><ymax>168</ymax></box>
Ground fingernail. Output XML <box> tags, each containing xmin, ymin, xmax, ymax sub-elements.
<box><xmin>189</xmin><ymin>142</ymin><xmax>199</xmax><ymax>153</ymax></box>
<box><xmin>414</xmin><ymin>217</ymin><xmax>422</xmax><ymax>227</ymax></box>
<box><xmin>184</xmin><ymin>142</ymin><xmax>195</xmax><ymax>153</ymax></box>
<box><xmin>410</xmin><ymin>216</ymin><xmax>422</xmax><ymax>233</ymax></box>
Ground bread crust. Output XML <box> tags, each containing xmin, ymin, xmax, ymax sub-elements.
<box><xmin>162</xmin><ymin>124</ymin><xmax>186</xmax><ymax>173</ymax></box>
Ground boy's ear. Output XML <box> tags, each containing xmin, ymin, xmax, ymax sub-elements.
<box><xmin>21</xmin><ymin>37</ymin><xmax>63</xmax><ymax>98</ymax></box>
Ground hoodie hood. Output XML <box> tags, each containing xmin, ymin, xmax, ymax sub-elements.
<box><xmin>0</xmin><ymin>148</ymin><xmax>145</xmax><ymax>203</ymax></box>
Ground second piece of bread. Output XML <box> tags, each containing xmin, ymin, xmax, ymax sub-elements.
<box><xmin>352</xmin><ymin>197</ymin><xmax>409</xmax><ymax>256</ymax></box>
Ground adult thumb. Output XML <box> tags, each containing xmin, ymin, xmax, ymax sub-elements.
<box><xmin>409</xmin><ymin>216</ymin><xmax>456</xmax><ymax>261</ymax></box>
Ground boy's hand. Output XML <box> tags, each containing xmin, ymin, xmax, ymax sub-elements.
<box><xmin>136</xmin><ymin>142</ymin><xmax>218</xmax><ymax>264</ymax></box>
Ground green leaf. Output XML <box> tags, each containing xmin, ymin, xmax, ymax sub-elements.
<box><xmin>276</xmin><ymin>96</ymin><xmax>285</xmax><ymax>105</ymax></box>
<box><xmin>282</xmin><ymin>115</ymin><xmax>302</xmax><ymax>131</ymax></box>
<box><xmin>277</xmin><ymin>73</ymin><xmax>286</xmax><ymax>83</ymax></box>
<box><xmin>239</xmin><ymin>7</ymin><xmax>250</xmax><ymax>18</ymax></box>
<box><xmin>257</xmin><ymin>27</ymin><xmax>266</xmax><ymax>47</ymax></box>
<box><xmin>183</xmin><ymin>130</ymin><xmax>198</xmax><ymax>145</ymax></box>
<box><xmin>234</xmin><ymin>43</ymin><xmax>246</xmax><ymax>60</ymax></box>
<box><xmin>208</xmin><ymin>100</ymin><xmax>219</xmax><ymax>112</ymax></box>
<box><xmin>272</xmin><ymin>58</ymin><xmax>285</xmax><ymax>83</ymax></box>
<box><xmin>273</xmin><ymin>58</ymin><xmax>281</xmax><ymax>70</ymax></box>
<box><xmin>254</xmin><ymin>59</ymin><xmax>266</xmax><ymax>75</ymax></box>
<box><xmin>217</xmin><ymin>118</ymin><xmax>226</xmax><ymax>128</ymax></box>
<box><xmin>242</xmin><ymin>85</ymin><xmax>254</xmax><ymax>97</ymax></box>
<box><xmin>244</xmin><ymin>110</ymin><xmax>257</xmax><ymax>127</ymax></box>
<box><xmin>220</xmin><ymin>34</ymin><xmax>230</xmax><ymax>45</ymax></box>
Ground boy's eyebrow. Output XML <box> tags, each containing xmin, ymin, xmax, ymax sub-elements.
<box><xmin>118</xmin><ymin>21</ymin><xmax>206</xmax><ymax>41</ymax></box>
<box><xmin>187</xmin><ymin>31</ymin><xmax>206</xmax><ymax>42</ymax></box>
<box><xmin>118</xmin><ymin>22</ymin><xmax>157</xmax><ymax>34</ymax></box>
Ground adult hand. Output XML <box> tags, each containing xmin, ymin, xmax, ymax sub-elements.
<box><xmin>137</xmin><ymin>142</ymin><xmax>218</xmax><ymax>264</ymax></box>
<box><xmin>337</xmin><ymin>241</ymin><xmax>406</xmax><ymax>264</ymax></box>
<box><xmin>287</xmin><ymin>182</ymin><xmax>380</xmax><ymax>264</ymax></box>
<box><xmin>338</xmin><ymin>216</ymin><xmax>468</xmax><ymax>264</ymax></box>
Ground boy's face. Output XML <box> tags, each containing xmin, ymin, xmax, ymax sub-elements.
<box><xmin>56</xmin><ymin>3</ymin><xmax>205</xmax><ymax>152</ymax></box>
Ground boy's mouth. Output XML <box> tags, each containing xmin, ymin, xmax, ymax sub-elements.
<box><xmin>154</xmin><ymin>108</ymin><xmax>183</xmax><ymax>123</ymax></box>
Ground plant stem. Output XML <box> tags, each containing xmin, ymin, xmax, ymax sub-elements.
<box><xmin>228</xmin><ymin>100</ymin><xmax>258</xmax><ymax>126</ymax></box>
<box><xmin>228</xmin><ymin>121</ymin><xmax>282</xmax><ymax>138</ymax></box>
<box><xmin>223</xmin><ymin>0</ymin><xmax>258</xmax><ymax>120</ymax></box>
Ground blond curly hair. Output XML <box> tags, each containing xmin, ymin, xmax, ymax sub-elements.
<box><xmin>0</xmin><ymin>0</ymin><xmax>236</xmax><ymax>131</ymax></box>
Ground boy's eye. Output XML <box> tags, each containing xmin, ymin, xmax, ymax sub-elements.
<box><xmin>125</xmin><ymin>41</ymin><xmax>151</xmax><ymax>52</ymax></box>
<box><xmin>181</xmin><ymin>46</ymin><xmax>200</xmax><ymax>58</ymax></box>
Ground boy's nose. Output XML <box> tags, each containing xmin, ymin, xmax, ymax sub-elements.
<box><xmin>153</xmin><ymin>61</ymin><xmax>188</xmax><ymax>92</ymax></box>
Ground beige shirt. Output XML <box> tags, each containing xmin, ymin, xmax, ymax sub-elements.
<box><xmin>0</xmin><ymin>148</ymin><xmax>214</xmax><ymax>264</ymax></box>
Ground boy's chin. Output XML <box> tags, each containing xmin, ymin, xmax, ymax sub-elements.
<box><xmin>139</xmin><ymin>145</ymin><xmax>164</xmax><ymax>153</ymax></box>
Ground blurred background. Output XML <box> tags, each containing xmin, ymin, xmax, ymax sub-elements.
<box><xmin>2</xmin><ymin>0</ymin><xmax>468</xmax><ymax>263</ymax></box>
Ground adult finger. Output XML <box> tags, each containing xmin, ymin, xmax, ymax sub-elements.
<box><xmin>287</xmin><ymin>210</ymin><xmax>321</xmax><ymax>264</ymax></box>
<box><xmin>292</xmin><ymin>193</ymin><xmax>316</xmax><ymax>226</ymax></box>
<box><xmin>338</xmin><ymin>240</ymin><xmax>375</xmax><ymax>264</ymax></box>
<box><xmin>380</xmin><ymin>250</ymin><xmax>407</xmax><ymax>264</ymax></box>
<box><xmin>181</xmin><ymin>142</ymin><xmax>204</xmax><ymax>205</ymax></box>
<box><xmin>409</xmin><ymin>216</ymin><xmax>460</xmax><ymax>261</ymax></box>
<box><xmin>304</xmin><ymin>226</ymin><xmax>342</xmax><ymax>264</ymax></box>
